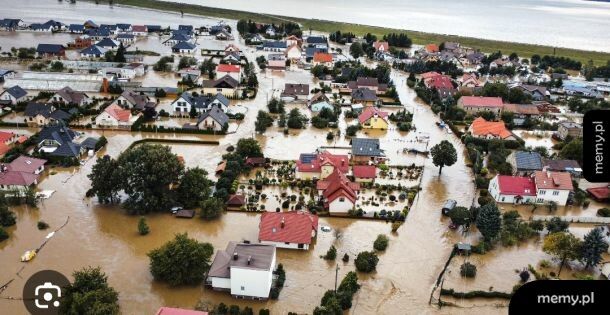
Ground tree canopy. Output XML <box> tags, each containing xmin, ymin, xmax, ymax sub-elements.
<box><xmin>580</xmin><ymin>227</ymin><xmax>608</xmax><ymax>268</ymax></box>
<box><xmin>176</xmin><ymin>167</ymin><xmax>213</xmax><ymax>209</ymax></box>
<box><xmin>542</xmin><ymin>232</ymin><xmax>582</xmax><ymax>276</ymax></box>
<box><xmin>430</xmin><ymin>140</ymin><xmax>457</xmax><ymax>175</ymax></box>
<box><xmin>476</xmin><ymin>203</ymin><xmax>502</xmax><ymax>241</ymax></box>
<box><xmin>60</xmin><ymin>267</ymin><xmax>120</xmax><ymax>315</ymax></box>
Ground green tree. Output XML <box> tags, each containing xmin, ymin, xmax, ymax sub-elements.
<box><xmin>255</xmin><ymin>110</ymin><xmax>274</xmax><ymax>134</ymax></box>
<box><xmin>559</xmin><ymin>138</ymin><xmax>583</xmax><ymax>163</ymax></box>
<box><xmin>0</xmin><ymin>195</ymin><xmax>16</xmax><ymax>227</ymax></box>
<box><xmin>460</xmin><ymin>262</ymin><xmax>477</xmax><ymax>278</ymax></box>
<box><xmin>447</xmin><ymin>206</ymin><xmax>471</xmax><ymax>226</ymax></box>
<box><xmin>117</xmin><ymin>144</ymin><xmax>184</xmax><ymax>214</ymax></box>
<box><xmin>430</xmin><ymin>140</ymin><xmax>457</xmax><ymax>175</ymax></box>
<box><xmin>176</xmin><ymin>167</ymin><xmax>212</xmax><ymax>209</ymax></box>
<box><xmin>580</xmin><ymin>227</ymin><xmax>608</xmax><ymax>268</ymax></box>
<box><xmin>138</xmin><ymin>217</ymin><xmax>150</xmax><ymax>235</ymax></box>
<box><xmin>287</xmin><ymin>108</ymin><xmax>307</xmax><ymax>129</ymax></box>
<box><xmin>542</xmin><ymin>232</ymin><xmax>582</xmax><ymax>276</ymax></box>
<box><xmin>114</xmin><ymin>42</ymin><xmax>126</xmax><ymax>62</ymax></box>
<box><xmin>50</xmin><ymin>61</ymin><xmax>64</xmax><ymax>72</ymax></box>
<box><xmin>354</xmin><ymin>251</ymin><xmax>379</xmax><ymax>273</ymax></box>
<box><xmin>349</xmin><ymin>42</ymin><xmax>364</xmax><ymax>59</ymax></box>
<box><xmin>373</xmin><ymin>234</ymin><xmax>389</xmax><ymax>251</ymax></box>
<box><xmin>322</xmin><ymin>245</ymin><xmax>337</xmax><ymax>260</ymax></box>
<box><xmin>235</xmin><ymin>138</ymin><xmax>263</xmax><ymax>157</ymax></box>
<box><xmin>148</xmin><ymin>233</ymin><xmax>214</xmax><ymax>286</ymax></box>
<box><xmin>60</xmin><ymin>267</ymin><xmax>120</xmax><ymax>315</ymax></box>
<box><xmin>545</xmin><ymin>217</ymin><xmax>569</xmax><ymax>234</ymax></box>
<box><xmin>476</xmin><ymin>203</ymin><xmax>502</xmax><ymax>241</ymax></box>
<box><xmin>0</xmin><ymin>226</ymin><xmax>8</xmax><ymax>242</ymax></box>
<box><xmin>88</xmin><ymin>155</ymin><xmax>121</xmax><ymax>204</ymax></box>
<box><xmin>267</xmin><ymin>98</ymin><xmax>285</xmax><ymax>114</ymax></box>
<box><xmin>200</xmin><ymin>197</ymin><xmax>226</xmax><ymax>220</ymax></box>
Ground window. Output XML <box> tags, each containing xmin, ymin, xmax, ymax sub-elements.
<box><xmin>240</xmin><ymin>286</ymin><xmax>245</xmax><ymax>291</ymax></box>
<box><xmin>339</xmin><ymin>197</ymin><xmax>345</xmax><ymax>202</ymax></box>
<box><xmin>553</xmin><ymin>191</ymin><xmax>559</xmax><ymax>196</ymax></box>
<box><xmin>298</xmin><ymin>244</ymin><xmax>304</xmax><ymax>249</ymax></box>
<box><xmin>538</xmin><ymin>190</ymin><xmax>546</xmax><ymax>195</ymax></box>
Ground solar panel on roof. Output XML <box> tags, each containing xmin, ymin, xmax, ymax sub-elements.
<box><xmin>300</xmin><ymin>153</ymin><xmax>317</xmax><ymax>164</ymax></box>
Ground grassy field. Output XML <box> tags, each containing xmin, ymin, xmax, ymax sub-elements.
<box><xmin>98</xmin><ymin>0</ymin><xmax>610</xmax><ymax>65</ymax></box>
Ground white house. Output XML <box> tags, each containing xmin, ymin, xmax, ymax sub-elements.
<box><xmin>316</xmin><ymin>168</ymin><xmax>360</xmax><ymax>214</ymax></box>
<box><xmin>171</xmin><ymin>92</ymin><xmax>229</xmax><ymax>114</ymax></box>
<box><xmin>95</xmin><ymin>104</ymin><xmax>135</xmax><ymax>128</ymax></box>
<box><xmin>0</xmin><ymin>85</ymin><xmax>28</xmax><ymax>105</ymax></box>
<box><xmin>195</xmin><ymin>107</ymin><xmax>229</xmax><ymax>131</ymax></box>
<box><xmin>285</xmin><ymin>44</ymin><xmax>302</xmax><ymax>60</ymax></box>
<box><xmin>488</xmin><ymin>175</ymin><xmax>537</xmax><ymax>204</ymax></box>
<box><xmin>0</xmin><ymin>155</ymin><xmax>47</xmax><ymax>192</ymax></box>
<box><xmin>258</xmin><ymin>211</ymin><xmax>318</xmax><ymax>250</ymax></box>
<box><xmin>206</xmin><ymin>242</ymin><xmax>276</xmax><ymax>300</ymax></box>
<box><xmin>533</xmin><ymin>170</ymin><xmax>573</xmax><ymax>206</ymax></box>
<box><xmin>50</xmin><ymin>87</ymin><xmax>91</xmax><ymax>106</ymax></box>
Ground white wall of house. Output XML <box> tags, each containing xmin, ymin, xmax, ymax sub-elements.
<box><xmin>260</xmin><ymin>240</ymin><xmax>308</xmax><ymax>250</ymax></box>
<box><xmin>210</xmin><ymin>277</ymin><xmax>231</xmax><ymax>290</ymax></box>
<box><xmin>197</xmin><ymin>116</ymin><xmax>224</xmax><ymax>131</ymax></box>
<box><xmin>172</xmin><ymin>96</ymin><xmax>191</xmax><ymax>113</ymax></box>
<box><xmin>0</xmin><ymin>184</ymin><xmax>35</xmax><ymax>192</ymax></box>
<box><xmin>202</xmin><ymin>87</ymin><xmax>237</xmax><ymax>98</ymax></box>
<box><xmin>217</xmin><ymin>71</ymin><xmax>241</xmax><ymax>82</ymax></box>
<box><xmin>536</xmin><ymin>189</ymin><xmax>570</xmax><ymax>206</ymax></box>
<box><xmin>95</xmin><ymin>112</ymin><xmax>120</xmax><ymax>127</ymax></box>
<box><xmin>1</xmin><ymin>92</ymin><xmax>24</xmax><ymax>105</ymax></box>
<box><xmin>320</xmin><ymin>165</ymin><xmax>335</xmax><ymax>179</ymax></box>
<box><xmin>328</xmin><ymin>197</ymin><xmax>354</xmax><ymax>213</ymax></box>
<box><xmin>229</xmin><ymin>255</ymin><xmax>275</xmax><ymax>299</ymax></box>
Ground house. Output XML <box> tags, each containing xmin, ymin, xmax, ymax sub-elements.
<box><xmin>195</xmin><ymin>107</ymin><xmax>229</xmax><ymax>131</ymax></box>
<box><xmin>30</xmin><ymin>23</ymin><xmax>53</xmax><ymax>32</ymax></box>
<box><xmin>178</xmin><ymin>25</ymin><xmax>194</xmax><ymax>35</ymax></box>
<box><xmin>172</xmin><ymin>41</ymin><xmax>197</xmax><ymax>54</ymax></box>
<box><xmin>267</xmin><ymin>54</ymin><xmax>286</xmax><ymax>70</ymax></box>
<box><xmin>350</xmin><ymin>138</ymin><xmax>385</xmax><ymax>164</ymax></box>
<box><xmin>0</xmin><ymin>155</ymin><xmax>47</xmax><ymax>192</ymax></box>
<box><xmin>68</xmin><ymin>24</ymin><xmax>85</xmax><ymax>34</ymax></box>
<box><xmin>0</xmin><ymin>69</ymin><xmax>16</xmax><ymax>83</ymax></box>
<box><xmin>146</xmin><ymin>25</ymin><xmax>162</xmax><ymax>33</ymax></box>
<box><xmin>542</xmin><ymin>159</ymin><xmax>582</xmax><ymax>177</ymax></box>
<box><xmin>113</xmin><ymin>90</ymin><xmax>154</xmax><ymax>111</ymax></box>
<box><xmin>514</xmin><ymin>84</ymin><xmax>548</xmax><ymax>101</ymax></box>
<box><xmin>177</xmin><ymin>67</ymin><xmax>201</xmax><ymax>82</ymax></box>
<box><xmin>458</xmin><ymin>96</ymin><xmax>504</xmax><ymax>115</ymax></box>
<box><xmin>347</xmin><ymin>77</ymin><xmax>388</xmax><ymax>95</ymax></box>
<box><xmin>224</xmin><ymin>44</ymin><xmax>240</xmax><ymax>55</ymax></box>
<box><xmin>490</xmin><ymin>57</ymin><xmax>514</xmax><ymax>68</ymax></box>
<box><xmin>80</xmin><ymin>45</ymin><xmax>108</xmax><ymax>58</ymax></box>
<box><xmin>85</xmin><ymin>28</ymin><xmax>111</xmax><ymax>40</ymax></box>
<box><xmin>501</xmin><ymin>104</ymin><xmax>540</xmax><ymax>126</ymax></box>
<box><xmin>0</xmin><ymin>131</ymin><xmax>16</xmax><ymax>146</ymax></box>
<box><xmin>556</xmin><ymin>121</ymin><xmax>582</xmax><ymax>140</ymax></box>
<box><xmin>310</xmin><ymin>101</ymin><xmax>334</xmax><ymax>113</ymax></box>
<box><xmin>358</xmin><ymin>107</ymin><xmax>389</xmax><ymax>130</ymax></box>
<box><xmin>164</xmin><ymin>32</ymin><xmax>191</xmax><ymax>46</ymax></box>
<box><xmin>24</xmin><ymin>103</ymin><xmax>71</xmax><ymax>126</ymax></box>
<box><xmin>373</xmin><ymin>41</ymin><xmax>389</xmax><ymax>53</ymax></box>
<box><xmin>226</xmin><ymin>194</ymin><xmax>246</xmax><ymax>208</ymax></box>
<box><xmin>116</xmin><ymin>34</ymin><xmax>136</xmax><ymax>44</ymax></box>
<box><xmin>305</xmin><ymin>47</ymin><xmax>328</xmax><ymax>60</ymax></box>
<box><xmin>304</xmin><ymin>36</ymin><xmax>328</xmax><ymax>49</ymax></box>
<box><xmin>316</xmin><ymin>169</ymin><xmax>360</xmax><ymax>214</ymax></box>
<box><xmin>468</xmin><ymin>117</ymin><xmax>515</xmax><ymax>140</ymax></box>
<box><xmin>206</xmin><ymin>242</ymin><xmax>276</xmax><ymax>299</ymax></box>
<box><xmin>465</xmin><ymin>51</ymin><xmax>485</xmax><ymax>65</ymax></box>
<box><xmin>223</xmin><ymin>53</ymin><xmax>241</xmax><ymax>65</ymax></box>
<box><xmin>50</xmin><ymin>87</ymin><xmax>91</xmax><ymax>106</ymax></box>
<box><xmin>36</xmin><ymin>125</ymin><xmax>83</xmax><ymax>158</ymax></box>
<box><xmin>488</xmin><ymin>175</ymin><xmax>537</xmax><ymax>204</ymax></box>
<box><xmin>95</xmin><ymin>104</ymin><xmax>134</xmax><ymax>128</ymax></box>
<box><xmin>155</xmin><ymin>307</ymin><xmax>208</xmax><ymax>315</ymax></box>
<box><xmin>296</xmin><ymin>150</ymin><xmax>349</xmax><ymax>180</ymax></box>
<box><xmin>424</xmin><ymin>74</ymin><xmax>456</xmax><ymax>99</ymax></box>
<box><xmin>353</xmin><ymin>165</ymin><xmax>376</xmax><ymax>183</ymax></box>
<box><xmin>533</xmin><ymin>170</ymin><xmax>573</xmax><ymax>206</ymax></box>
<box><xmin>265</xmin><ymin>25</ymin><xmax>276</xmax><ymax>36</ymax></box>
<box><xmin>459</xmin><ymin>73</ymin><xmax>482</xmax><ymax>88</ymax></box>
<box><xmin>131</xmin><ymin>25</ymin><xmax>148</xmax><ymax>36</ymax></box>
<box><xmin>0</xmin><ymin>18</ymin><xmax>24</xmax><ymax>31</ymax></box>
<box><xmin>508</xmin><ymin>151</ymin><xmax>543</xmax><ymax>175</ymax></box>
<box><xmin>245</xmin><ymin>157</ymin><xmax>266</xmax><ymax>168</ymax></box>
<box><xmin>96</xmin><ymin>38</ymin><xmax>119</xmax><ymax>50</ymax></box>
<box><xmin>202</xmin><ymin>75</ymin><xmax>240</xmax><ymax>98</ymax></box>
<box><xmin>258</xmin><ymin>211</ymin><xmax>318</xmax><ymax>250</ymax></box>
<box><xmin>36</xmin><ymin>44</ymin><xmax>65</xmax><ymax>58</ymax></box>
<box><xmin>285</xmin><ymin>44</ymin><xmax>302</xmax><ymax>60</ymax></box>
<box><xmin>215</xmin><ymin>29</ymin><xmax>233</xmax><ymax>40</ymax></box>
<box><xmin>308</xmin><ymin>92</ymin><xmax>330</xmax><ymax>107</ymax></box>
<box><xmin>262</xmin><ymin>41</ymin><xmax>287</xmax><ymax>52</ymax></box>
<box><xmin>586</xmin><ymin>186</ymin><xmax>610</xmax><ymax>202</ymax></box>
<box><xmin>281</xmin><ymin>84</ymin><xmax>309</xmax><ymax>101</ymax></box>
<box><xmin>1</xmin><ymin>85</ymin><xmax>28</xmax><ymax>105</ymax></box>
<box><xmin>216</xmin><ymin>64</ymin><xmax>241</xmax><ymax>82</ymax></box>
<box><xmin>172</xmin><ymin>92</ymin><xmax>229</xmax><ymax>114</ymax></box>
<box><xmin>351</xmin><ymin>88</ymin><xmax>378</xmax><ymax>106</ymax></box>
<box><xmin>313</xmin><ymin>52</ymin><xmax>333</xmax><ymax>68</ymax></box>
<box><xmin>116</xmin><ymin>23</ymin><xmax>132</xmax><ymax>33</ymax></box>
<box><xmin>425</xmin><ymin>44</ymin><xmax>439</xmax><ymax>53</ymax></box>
<box><xmin>285</xmin><ymin>35</ymin><xmax>301</xmax><ymax>48</ymax></box>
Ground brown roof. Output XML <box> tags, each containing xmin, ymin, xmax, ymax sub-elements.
<box><xmin>533</xmin><ymin>171</ymin><xmax>573</xmax><ymax>191</ymax></box>
<box><xmin>502</xmin><ymin>103</ymin><xmax>540</xmax><ymax>115</ymax></box>
<box><xmin>55</xmin><ymin>86</ymin><xmax>88</xmax><ymax>104</ymax></box>
<box><xmin>282</xmin><ymin>83</ymin><xmax>309</xmax><ymax>96</ymax></box>
<box><xmin>207</xmin><ymin>242</ymin><xmax>275</xmax><ymax>278</ymax></box>
<box><xmin>7</xmin><ymin>155</ymin><xmax>46</xmax><ymax>173</ymax></box>
<box><xmin>542</xmin><ymin>159</ymin><xmax>581</xmax><ymax>172</ymax></box>
<box><xmin>226</xmin><ymin>194</ymin><xmax>245</xmax><ymax>206</ymax></box>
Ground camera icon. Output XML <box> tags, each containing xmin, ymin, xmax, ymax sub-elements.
<box><xmin>34</xmin><ymin>282</ymin><xmax>62</xmax><ymax>309</ymax></box>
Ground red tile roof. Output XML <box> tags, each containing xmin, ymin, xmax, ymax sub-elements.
<box><xmin>373</xmin><ymin>41</ymin><xmax>389</xmax><ymax>51</ymax></box>
<box><xmin>313</xmin><ymin>52</ymin><xmax>333</xmax><ymax>63</ymax></box>
<box><xmin>131</xmin><ymin>25</ymin><xmax>147</xmax><ymax>33</ymax></box>
<box><xmin>155</xmin><ymin>307</ymin><xmax>208</xmax><ymax>315</ymax></box>
<box><xmin>421</xmin><ymin>71</ymin><xmax>441</xmax><ymax>80</ymax></box>
<box><xmin>470</xmin><ymin>117</ymin><xmax>513</xmax><ymax>139</ymax></box>
<box><xmin>425</xmin><ymin>44</ymin><xmax>439</xmax><ymax>53</ymax></box>
<box><xmin>216</xmin><ymin>64</ymin><xmax>240</xmax><ymax>73</ymax></box>
<box><xmin>426</xmin><ymin>75</ymin><xmax>454</xmax><ymax>90</ymax></box>
<box><xmin>0</xmin><ymin>131</ymin><xmax>15</xmax><ymax>144</ymax></box>
<box><xmin>297</xmin><ymin>150</ymin><xmax>349</xmax><ymax>173</ymax></box>
<box><xmin>226</xmin><ymin>194</ymin><xmax>246</xmax><ymax>206</ymax></box>
<box><xmin>0</xmin><ymin>170</ymin><xmax>38</xmax><ymax>186</ymax></box>
<box><xmin>0</xmin><ymin>143</ymin><xmax>10</xmax><ymax>156</ymax></box>
<box><xmin>318</xmin><ymin>169</ymin><xmax>359</xmax><ymax>204</ymax></box>
<box><xmin>353</xmin><ymin>165</ymin><xmax>376</xmax><ymax>179</ymax></box>
<box><xmin>259</xmin><ymin>211</ymin><xmax>318</xmax><ymax>244</ymax></box>
<box><xmin>534</xmin><ymin>171</ymin><xmax>573</xmax><ymax>191</ymax></box>
<box><xmin>8</xmin><ymin>155</ymin><xmax>46</xmax><ymax>173</ymax></box>
<box><xmin>358</xmin><ymin>107</ymin><xmax>388</xmax><ymax>124</ymax></box>
<box><xmin>104</xmin><ymin>104</ymin><xmax>131</xmax><ymax>122</ymax></box>
<box><xmin>16</xmin><ymin>135</ymin><xmax>28</xmax><ymax>144</ymax></box>
<box><xmin>587</xmin><ymin>186</ymin><xmax>609</xmax><ymax>200</ymax></box>
<box><xmin>496</xmin><ymin>175</ymin><xmax>536</xmax><ymax>196</ymax></box>
<box><xmin>459</xmin><ymin>96</ymin><xmax>503</xmax><ymax>108</ymax></box>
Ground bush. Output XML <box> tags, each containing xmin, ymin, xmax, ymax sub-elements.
<box><xmin>342</xmin><ymin>253</ymin><xmax>350</xmax><ymax>262</ymax></box>
<box><xmin>138</xmin><ymin>217</ymin><xmax>150</xmax><ymax>235</ymax></box>
<box><xmin>460</xmin><ymin>262</ymin><xmax>477</xmax><ymax>278</ymax></box>
<box><xmin>519</xmin><ymin>270</ymin><xmax>530</xmax><ymax>282</ymax></box>
<box><xmin>322</xmin><ymin>245</ymin><xmax>337</xmax><ymax>260</ymax></box>
<box><xmin>37</xmin><ymin>221</ymin><xmax>49</xmax><ymax>230</ymax></box>
<box><xmin>0</xmin><ymin>227</ymin><xmax>8</xmax><ymax>241</ymax></box>
<box><xmin>477</xmin><ymin>195</ymin><xmax>494</xmax><ymax>207</ymax></box>
<box><xmin>373</xmin><ymin>234</ymin><xmax>389</xmax><ymax>251</ymax></box>
<box><xmin>597</xmin><ymin>208</ymin><xmax>610</xmax><ymax>217</ymax></box>
<box><xmin>354</xmin><ymin>251</ymin><xmax>379</xmax><ymax>273</ymax></box>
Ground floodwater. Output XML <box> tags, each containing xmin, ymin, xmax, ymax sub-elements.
<box><xmin>0</xmin><ymin>3</ymin><xmax>598</xmax><ymax>315</ymax></box>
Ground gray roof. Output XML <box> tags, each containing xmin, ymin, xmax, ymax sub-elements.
<box><xmin>24</xmin><ymin>102</ymin><xmax>53</xmax><ymax>117</ymax></box>
<box><xmin>542</xmin><ymin>159</ymin><xmax>581</xmax><ymax>172</ymax></box>
<box><xmin>172</xmin><ymin>41</ymin><xmax>196</xmax><ymax>50</ymax></box>
<box><xmin>49</xmin><ymin>109</ymin><xmax>71</xmax><ymax>121</ymax></box>
<box><xmin>197</xmin><ymin>107</ymin><xmax>229</xmax><ymax>126</ymax></box>
<box><xmin>177</xmin><ymin>92</ymin><xmax>229</xmax><ymax>110</ymax></box>
<box><xmin>351</xmin><ymin>138</ymin><xmax>384</xmax><ymax>157</ymax></box>
<box><xmin>263</xmin><ymin>41</ymin><xmax>287</xmax><ymax>49</ymax></box>
<box><xmin>514</xmin><ymin>151</ymin><xmax>543</xmax><ymax>171</ymax></box>
<box><xmin>96</xmin><ymin>38</ymin><xmax>118</xmax><ymax>48</ymax></box>
<box><xmin>80</xmin><ymin>137</ymin><xmax>100</xmax><ymax>150</ymax></box>
<box><xmin>202</xmin><ymin>75</ymin><xmax>239</xmax><ymax>89</ymax></box>
<box><xmin>38</xmin><ymin>125</ymin><xmax>81</xmax><ymax>157</ymax></box>
<box><xmin>305</xmin><ymin>47</ymin><xmax>327</xmax><ymax>58</ymax></box>
<box><xmin>208</xmin><ymin>242</ymin><xmax>275</xmax><ymax>278</ymax></box>
<box><xmin>3</xmin><ymin>85</ymin><xmax>27</xmax><ymax>99</ymax></box>
<box><xmin>351</xmin><ymin>88</ymin><xmax>377</xmax><ymax>102</ymax></box>
<box><xmin>37</xmin><ymin>44</ymin><xmax>64</xmax><ymax>54</ymax></box>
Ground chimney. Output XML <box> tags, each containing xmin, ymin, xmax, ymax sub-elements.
<box><xmin>280</xmin><ymin>217</ymin><xmax>285</xmax><ymax>228</ymax></box>
<box><xmin>247</xmin><ymin>256</ymin><xmax>252</xmax><ymax>265</ymax></box>
<box><xmin>233</xmin><ymin>252</ymin><xmax>238</xmax><ymax>260</ymax></box>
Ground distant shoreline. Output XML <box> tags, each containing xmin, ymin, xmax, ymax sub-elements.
<box><xmin>84</xmin><ymin>0</ymin><xmax>610</xmax><ymax>65</ymax></box>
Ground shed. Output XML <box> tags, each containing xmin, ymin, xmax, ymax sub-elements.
<box><xmin>175</xmin><ymin>209</ymin><xmax>196</xmax><ymax>218</ymax></box>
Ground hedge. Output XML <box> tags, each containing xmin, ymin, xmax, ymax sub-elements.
<box><xmin>440</xmin><ymin>288</ymin><xmax>512</xmax><ymax>299</ymax></box>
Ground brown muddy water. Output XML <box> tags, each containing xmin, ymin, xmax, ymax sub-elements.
<box><xmin>1</xmin><ymin>2</ymin><xmax>595</xmax><ymax>315</ymax></box>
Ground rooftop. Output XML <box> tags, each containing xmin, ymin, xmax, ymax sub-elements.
<box><xmin>207</xmin><ymin>242</ymin><xmax>275</xmax><ymax>278</ymax></box>
<box><xmin>259</xmin><ymin>211</ymin><xmax>318</xmax><ymax>245</ymax></box>
<box><xmin>534</xmin><ymin>171</ymin><xmax>573</xmax><ymax>191</ymax></box>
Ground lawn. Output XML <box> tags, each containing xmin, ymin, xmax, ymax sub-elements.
<box><xmin>100</xmin><ymin>0</ymin><xmax>610</xmax><ymax>65</ymax></box>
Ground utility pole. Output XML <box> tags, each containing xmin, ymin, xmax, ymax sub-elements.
<box><xmin>334</xmin><ymin>263</ymin><xmax>339</xmax><ymax>293</ymax></box>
